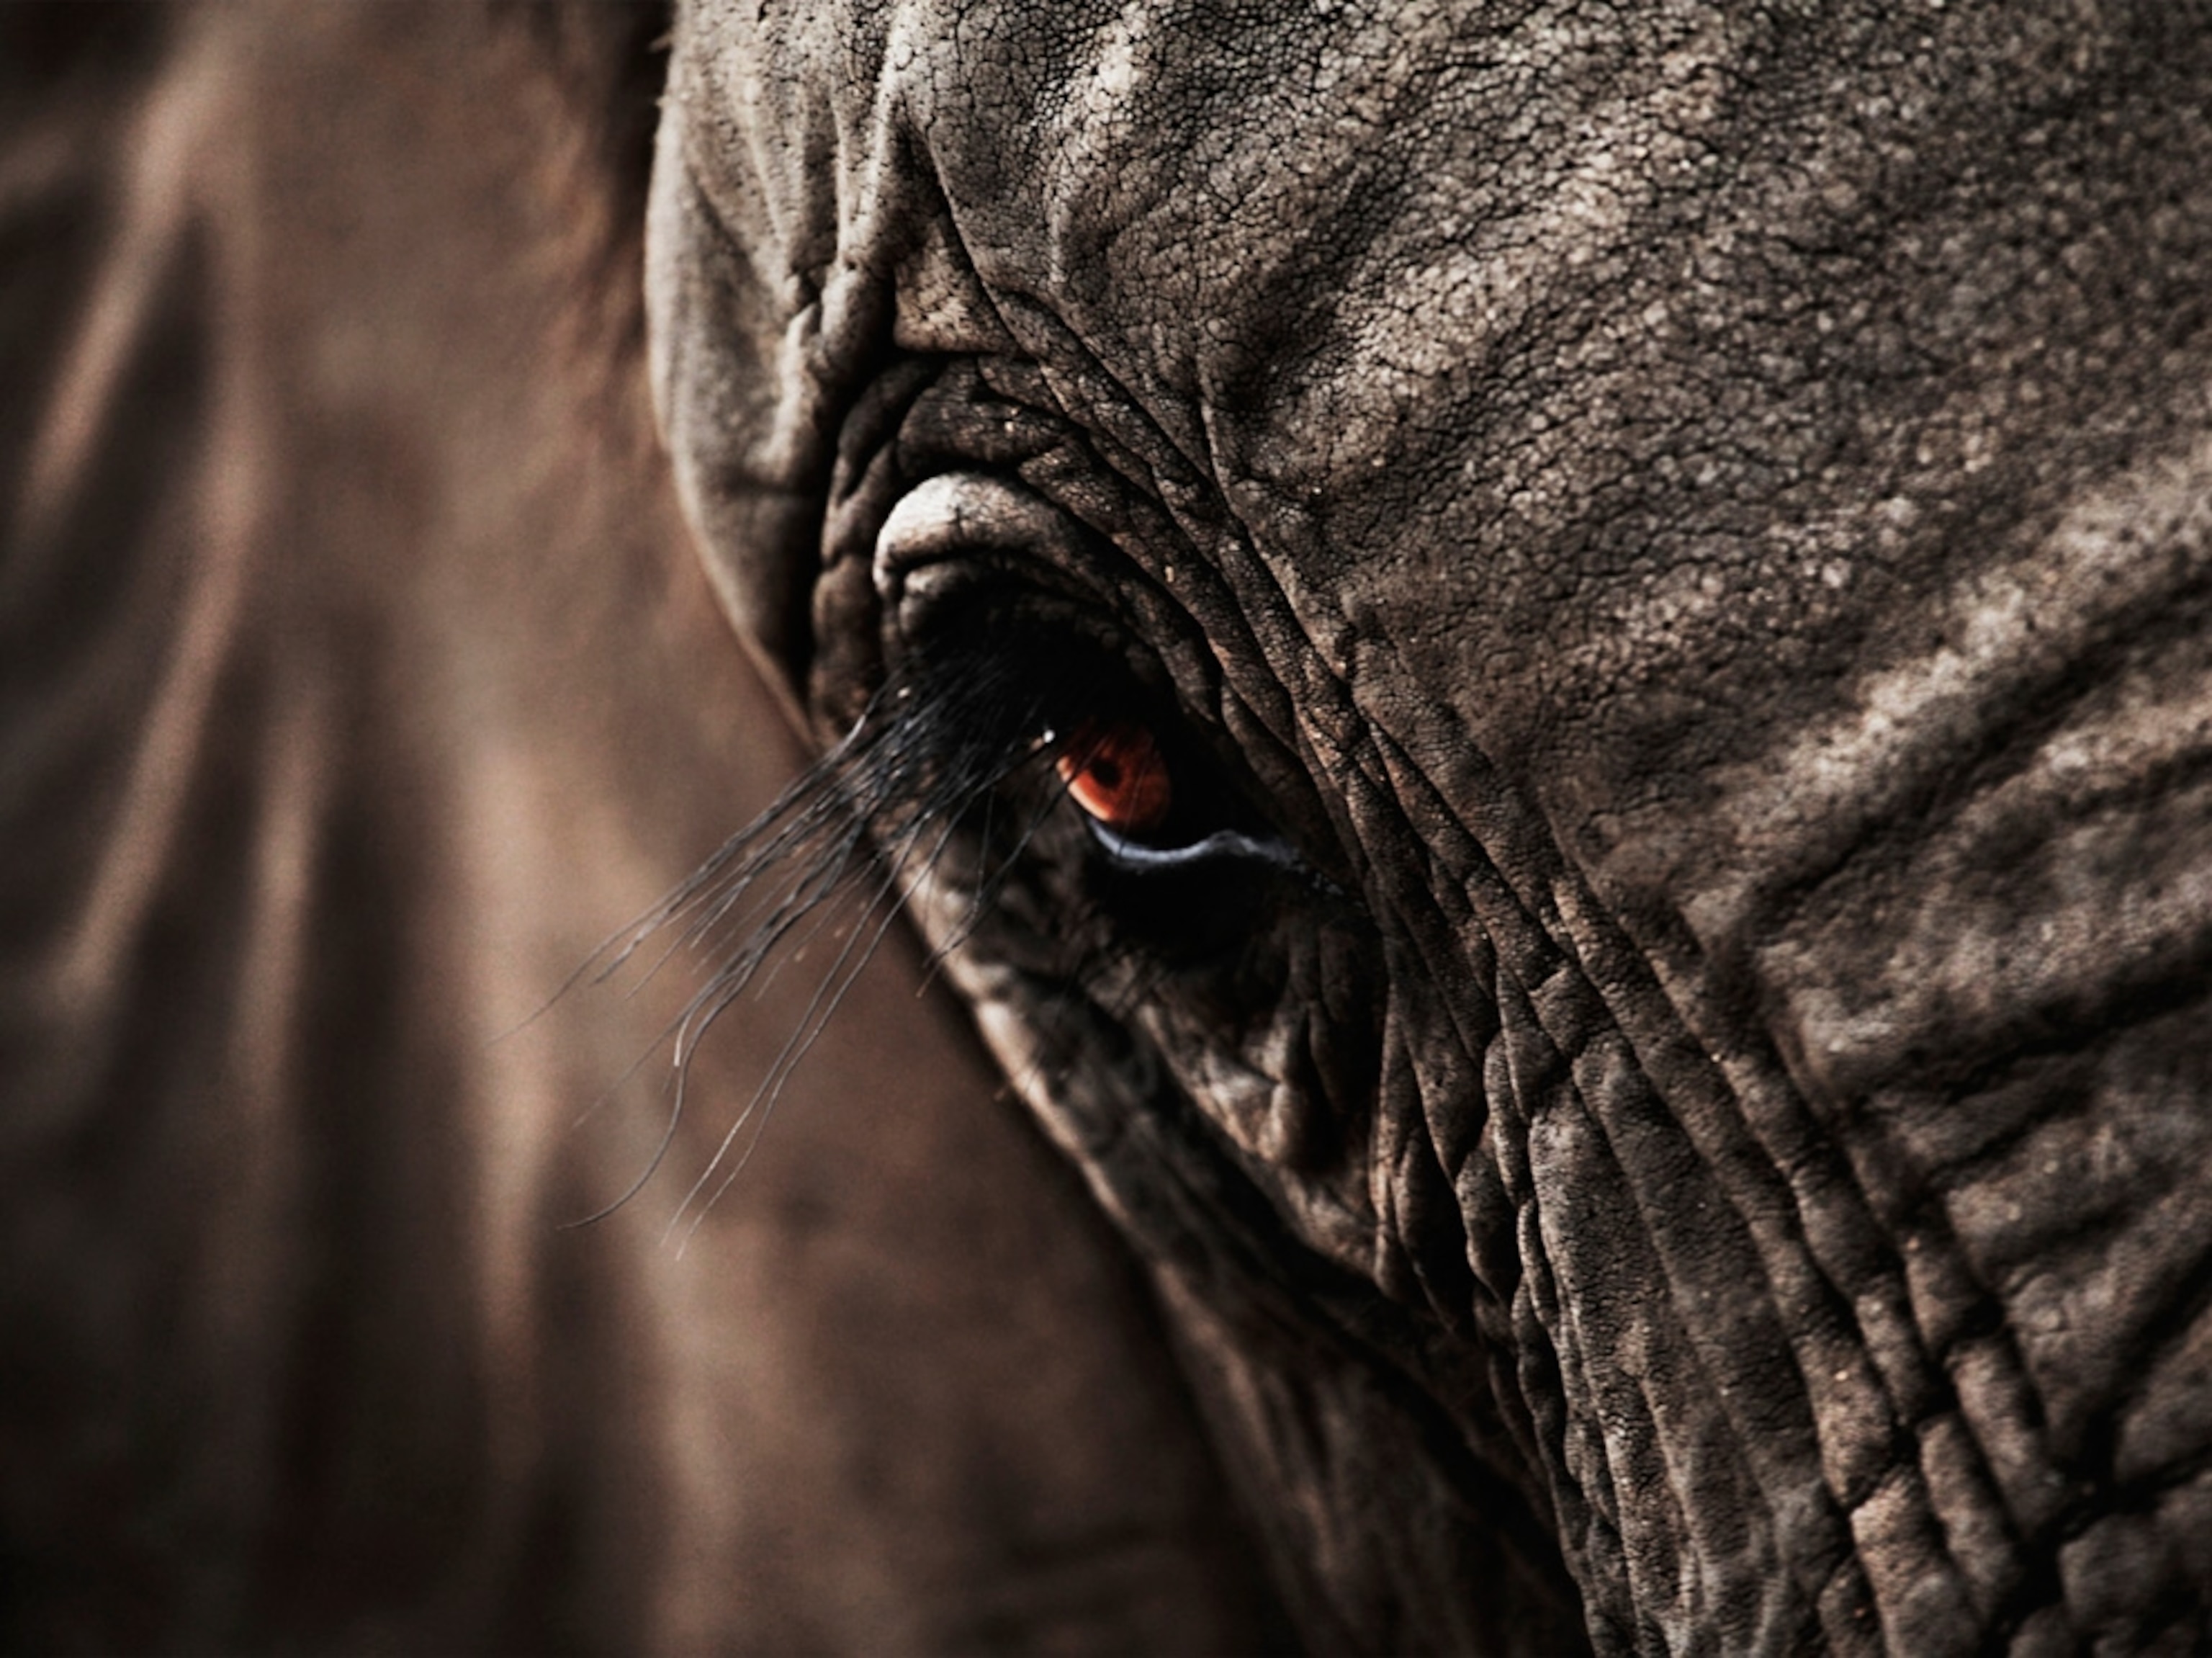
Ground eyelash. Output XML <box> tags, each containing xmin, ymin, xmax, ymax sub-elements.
<box><xmin>576</xmin><ymin>611</ymin><xmax>1328</xmax><ymax>1222</ymax></box>
<box><xmin>606</xmin><ymin>612</ymin><xmax>1309</xmax><ymax>1047</ymax></box>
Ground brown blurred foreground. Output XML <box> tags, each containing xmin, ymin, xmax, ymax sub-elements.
<box><xmin>0</xmin><ymin>6</ymin><xmax>1279</xmax><ymax>1650</ymax></box>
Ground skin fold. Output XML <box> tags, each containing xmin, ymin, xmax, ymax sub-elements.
<box><xmin>650</xmin><ymin>1</ymin><xmax>2212</xmax><ymax>1652</ymax></box>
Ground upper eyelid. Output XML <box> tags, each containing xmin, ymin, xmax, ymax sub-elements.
<box><xmin>873</xmin><ymin>473</ymin><xmax>1102</xmax><ymax>624</ymax></box>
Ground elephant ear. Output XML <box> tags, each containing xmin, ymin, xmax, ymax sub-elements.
<box><xmin>0</xmin><ymin>6</ymin><xmax>1289</xmax><ymax>1653</ymax></box>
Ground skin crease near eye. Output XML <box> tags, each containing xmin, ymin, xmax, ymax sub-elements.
<box><xmin>1056</xmin><ymin>718</ymin><xmax>1174</xmax><ymax>836</ymax></box>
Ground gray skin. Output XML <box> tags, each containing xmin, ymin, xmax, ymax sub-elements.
<box><xmin>649</xmin><ymin>1</ymin><xmax>2212</xmax><ymax>1652</ymax></box>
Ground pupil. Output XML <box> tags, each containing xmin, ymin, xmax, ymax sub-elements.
<box><xmin>1056</xmin><ymin>718</ymin><xmax>1172</xmax><ymax>836</ymax></box>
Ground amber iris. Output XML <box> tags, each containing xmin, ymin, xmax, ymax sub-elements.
<box><xmin>1056</xmin><ymin>717</ymin><xmax>1173</xmax><ymax>836</ymax></box>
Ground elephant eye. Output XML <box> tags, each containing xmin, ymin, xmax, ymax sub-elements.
<box><xmin>1038</xmin><ymin>701</ymin><xmax>1312</xmax><ymax>881</ymax></box>
<box><xmin>1055</xmin><ymin>717</ymin><xmax>1174</xmax><ymax>838</ymax></box>
<box><xmin>863</xmin><ymin>575</ymin><xmax>1311</xmax><ymax>888</ymax></box>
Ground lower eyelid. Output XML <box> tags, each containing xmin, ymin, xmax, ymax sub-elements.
<box><xmin>1088</xmin><ymin>822</ymin><xmax>1306</xmax><ymax>874</ymax></box>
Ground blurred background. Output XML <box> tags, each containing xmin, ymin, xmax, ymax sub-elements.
<box><xmin>0</xmin><ymin>6</ymin><xmax>1278</xmax><ymax>1649</ymax></box>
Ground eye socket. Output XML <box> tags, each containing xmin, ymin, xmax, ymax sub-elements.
<box><xmin>886</xmin><ymin>580</ymin><xmax>1313</xmax><ymax>890</ymax></box>
<box><xmin>1055</xmin><ymin>717</ymin><xmax>1174</xmax><ymax>838</ymax></box>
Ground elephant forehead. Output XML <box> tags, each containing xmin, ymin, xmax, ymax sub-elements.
<box><xmin>673</xmin><ymin>0</ymin><xmax>1746</xmax><ymax>462</ymax></box>
<box><xmin>662</xmin><ymin>0</ymin><xmax>2194</xmax><ymax>712</ymax></box>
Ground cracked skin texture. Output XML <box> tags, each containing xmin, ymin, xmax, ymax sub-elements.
<box><xmin>652</xmin><ymin>1</ymin><xmax>2212</xmax><ymax>1652</ymax></box>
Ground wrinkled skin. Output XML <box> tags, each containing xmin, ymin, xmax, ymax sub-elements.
<box><xmin>650</xmin><ymin>1</ymin><xmax>2212</xmax><ymax>1651</ymax></box>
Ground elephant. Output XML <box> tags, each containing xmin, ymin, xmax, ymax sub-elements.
<box><xmin>647</xmin><ymin>0</ymin><xmax>2212</xmax><ymax>1652</ymax></box>
<box><xmin>14</xmin><ymin>1</ymin><xmax>2212</xmax><ymax>1653</ymax></box>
